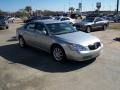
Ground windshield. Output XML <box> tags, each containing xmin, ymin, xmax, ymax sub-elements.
<box><xmin>82</xmin><ymin>17</ymin><xmax>95</xmax><ymax>22</ymax></box>
<box><xmin>46</xmin><ymin>23</ymin><xmax>77</xmax><ymax>35</ymax></box>
<box><xmin>55</xmin><ymin>17</ymin><xmax>60</xmax><ymax>20</ymax></box>
<box><xmin>41</xmin><ymin>16</ymin><xmax>52</xmax><ymax>20</ymax></box>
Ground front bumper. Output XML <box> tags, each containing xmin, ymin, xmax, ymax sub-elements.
<box><xmin>64</xmin><ymin>45</ymin><xmax>103</xmax><ymax>61</ymax></box>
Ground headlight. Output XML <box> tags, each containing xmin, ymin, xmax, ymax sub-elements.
<box><xmin>68</xmin><ymin>44</ymin><xmax>87</xmax><ymax>52</ymax></box>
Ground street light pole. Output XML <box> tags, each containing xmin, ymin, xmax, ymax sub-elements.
<box><xmin>117</xmin><ymin>0</ymin><xmax>119</xmax><ymax>14</ymax></box>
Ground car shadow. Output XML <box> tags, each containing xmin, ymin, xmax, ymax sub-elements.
<box><xmin>90</xmin><ymin>28</ymin><xmax>105</xmax><ymax>33</ymax></box>
<box><xmin>0</xmin><ymin>27</ymin><xmax>4</xmax><ymax>30</ymax></box>
<box><xmin>7</xmin><ymin>36</ymin><xmax>18</xmax><ymax>42</ymax></box>
<box><xmin>78</xmin><ymin>28</ymin><xmax>104</xmax><ymax>33</ymax></box>
<box><xmin>0</xmin><ymin>44</ymin><xmax>95</xmax><ymax>73</ymax></box>
<box><xmin>113</xmin><ymin>37</ymin><xmax>120</xmax><ymax>42</ymax></box>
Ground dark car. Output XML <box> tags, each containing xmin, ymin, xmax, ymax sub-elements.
<box><xmin>24</xmin><ymin>16</ymin><xmax>53</xmax><ymax>23</ymax></box>
<box><xmin>114</xmin><ymin>15</ymin><xmax>120</xmax><ymax>22</ymax></box>
<box><xmin>0</xmin><ymin>16</ymin><xmax>9</xmax><ymax>30</ymax></box>
<box><xmin>73</xmin><ymin>17</ymin><xmax>109</xmax><ymax>33</ymax></box>
<box><xmin>102</xmin><ymin>15</ymin><xmax>114</xmax><ymax>22</ymax></box>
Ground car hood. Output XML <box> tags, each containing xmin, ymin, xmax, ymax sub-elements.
<box><xmin>55</xmin><ymin>31</ymin><xmax>100</xmax><ymax>46</ymax></box>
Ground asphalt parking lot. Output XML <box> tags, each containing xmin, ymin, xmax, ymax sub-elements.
<box><xmin>0</xmin><ymin>23</ymin><xmax>120</xmax><ymax>90</ymax></box>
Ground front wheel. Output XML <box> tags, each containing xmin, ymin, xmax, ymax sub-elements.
<box><xmin>19</xmin><ymin>37</ymin><xmax>26</xmax><ymax>48</ymax></box>
<box><xmin>86</xmin><ymin>27</ymin><xmax>91</xmax><ymax>33</ymax></box>
<box><xmin>52</xmin><ymin>46</ymin><xmax>66</xmax><ymax>62</ymax></box>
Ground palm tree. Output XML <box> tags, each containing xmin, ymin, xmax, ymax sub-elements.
<box><xmin>0</xmin><ymin>10</ymin><xmax>4</xmax><ymax>15</ymax></box>
<box><xmin>69</xmin><ymin>7</ymin><xmax>75</xmax><ymax>13</ymax></box>
<box><xmin>25</xmin><ymin>6</ymin><xmax>32</xmax><ymax>14</ymax></box>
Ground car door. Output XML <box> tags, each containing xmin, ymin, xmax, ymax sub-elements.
<box><xmin>34</xmin><ymin>23</ymin><xmax>52</xmax><ymax>51</ymax></box>
<box><xmin>94</xmin><ymin>18</ymin><xmax>104</xmax><ymax>29</ymax></box>
<box><xmin>23</xmin><ymin>23</ymin><xmax>36</xmax><ymax>45</ymax></box>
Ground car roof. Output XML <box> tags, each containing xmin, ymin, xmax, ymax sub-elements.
<box><xmin>33</xmin><ymin>19</ymin><xmax>63</xmax><ymax>24</ymax></box>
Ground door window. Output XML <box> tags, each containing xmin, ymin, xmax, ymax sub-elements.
<box><xmin>36</xmin><ymin>23</ymin><xmax>47</xmax><ymax>35</ymax></box>
<box><xmin>25</xmin><ymin>23</ymin><xmax>35</xmax><ymax>32</ymax></box>
<box><xmin>95</xmin><ymin>18</ymin><xmax>103</xmax><ymax>22</ymax></box>
<box><xmin>36</xmin><ymin>23</ymin><xmax>46</xmax><ymax>32</ymax></box>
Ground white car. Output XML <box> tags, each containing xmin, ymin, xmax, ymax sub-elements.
<box><xmin>55</xmin><ymin>16</ymin><xmax>76</xmax><ymax>24</ymax></box>
<box><xmin>8</xmin><ymin>17</ymin><xmax>15</xmax><ymax>23</ymax></box>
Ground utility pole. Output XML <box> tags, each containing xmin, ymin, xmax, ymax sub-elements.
<box><xmin>117</xmin><ymin>0</ymin><xmax>119</xmax><ymax>14</ymax></box>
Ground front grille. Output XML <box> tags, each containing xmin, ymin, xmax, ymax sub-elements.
<box><xmin>88</xmin><ymin>42</ymin><xmax>101</xmax><ymax>50</ymax></box>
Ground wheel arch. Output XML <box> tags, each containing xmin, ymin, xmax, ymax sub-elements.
<box><xmin>18</xmin><ymin>35</ymin><xmax>24</xmax><ymax>39</ymax></box>
<box><xmin>50</xmin><ymin>43</ymin><xmax>65</xmax><ymax>54</ymax></box>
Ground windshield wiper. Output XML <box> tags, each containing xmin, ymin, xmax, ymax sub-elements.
<box><xmin>55</xmin><ymin>31</ymin><xmax>77</xmax><ymax>35</ymax></box>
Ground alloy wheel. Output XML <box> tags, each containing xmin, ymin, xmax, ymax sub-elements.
<box><xmin>52</xmin><ymin>47</ymin><xmax>64</xmax><ymax>62</ymax></box>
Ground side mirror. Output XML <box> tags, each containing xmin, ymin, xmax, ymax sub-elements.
<box><xmin>36</xmin><ymin>29</ymin><xmax>47</xmax><ymax>35</ymax></box>
<box><xmin>73</xmin><ymin>26</ymin><xmax>77</xmax><ymax>29</ymax></box>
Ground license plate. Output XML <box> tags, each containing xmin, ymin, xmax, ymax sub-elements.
<box><xmin>83</xmin><ymin>56</ymin><xmax>92</xmax><ymax>60</ymax></box>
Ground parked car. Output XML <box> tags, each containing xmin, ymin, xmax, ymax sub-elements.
<box><xmin>7</xmin><ymin>17</ymin><xmax>15</xmax><ymax>23</ymax></box>
<box><xmin>73</xmin><ymin>17</ymin><xmax>109</xmax><ymax>33</ymax></box>
<box><xmin>24</xmin><ymin>16</ymin><xmax>53</xmax><ymax>23</ymax></box>
<box><xmin>113</xmin><ymin>15</ymin><xmax>120</xmax><ymax>22</ymax></box>
<box><xmin>102</xmin><ymin>15</ymin><xmax>114</xmax><ymax>22</ymax></box>
<box><xmin>0</xmin><ymin>16</ymin><xmax>9</xmax><ymax>30</ymax></box>
<box><xmin>24</xmin><ymin>16</ymin><xmax>41</xmax><ymax>23</ymax></box>
<box><xmin>17</xmin><ymin>20</ymin><xmax>103</xmax><ymax>62</ymax></box>
<box><xmin>55</xmin><ymin>16</ymin><xmax>76</xmax><ymax>24</ymax></box>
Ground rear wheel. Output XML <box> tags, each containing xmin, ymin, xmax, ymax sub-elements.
<box><xmin>6</xmin><ymin>26</ymin><xmax>9</xmax><ymax>29</ymax></box>
<box><xmin>51</xmin><ymin>45</ymin><xmax>66</xmax><ymax>62</ymax></box>
<box><xmin>114</xmin><ymin>20</ymin><xmax>117</xmax><ymax>23</ymax></box>
<box><xmin>118</xmin><ymin>19</ymin><xmax>120</xmax><ymax>22</ymax></box>
<box><xmin>3</xmin><ymin>26</ymin><xmax>8</xmax><ymax>30</ymax></box>
<box><xmin>19</xmin><ymin>37</ymin><xmax>26</xmax><ymax>48</ymax></box>
<box><xmin>103</xmin><ymin>25</ymin><xmax>107</xmax><ymax>30</ymax></box>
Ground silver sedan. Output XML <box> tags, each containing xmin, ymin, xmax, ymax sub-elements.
<box><xmin>17</xmin><ymin>20</ymin><xmax>103</xmax><ymax>62</ymax></box>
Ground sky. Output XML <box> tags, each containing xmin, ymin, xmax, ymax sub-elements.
<box><xmin>0</xmin><ymin>0</ymin><xmax>119</xmax><ymax>12</ymax></box>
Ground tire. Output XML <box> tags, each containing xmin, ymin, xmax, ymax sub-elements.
<box><xmin>6</xmin><ymin>26</ymin><xmax>9</xmax><ymax>29</ymax></box>
<box><xmin>86</xmin><ymin>26</ymin><xmax>91</xmax><ymax>33</ymax></box>
<box><xmin>19</xmin><ymin>37</ymin><xmax>26</xmax><ymax>48</ymax></box>
<box><xmin>103</xmin><ymin>25</ymin><xmax>107</xmax><ymax>30</ymax></box>
<box><xmin>118</xmin><ymin>20</ymin><xmax>120</xmax><ymax>22</ymax></box>
<box><xmin>114</xmin><ymin>20</ymin><xmax>117</xmax><ymax>23</ymax></box>
<box><xmin>51</xmin><ymin>45</ymin><xmax>66</xmax><ymax>62</ymax></box>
